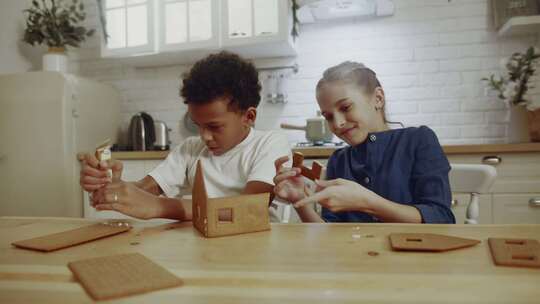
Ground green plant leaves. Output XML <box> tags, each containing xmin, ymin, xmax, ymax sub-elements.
<box><xmin>22</xmin><ymin>0</ymin><xmax>94</xmax><ymax>49</ymax></box>
<box><xmin>483</xmin><ymin>46</ymin><xmax>539</xmax><ymax>107</ymax></box>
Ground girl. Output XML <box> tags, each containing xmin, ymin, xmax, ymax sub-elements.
<box><xmin>274</xmin><ymin>61</ymin><xmax>455</xmax><ymax>224</ymax></box>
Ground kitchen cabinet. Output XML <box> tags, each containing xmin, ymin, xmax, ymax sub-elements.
<box><xmin>447</xmin><ymin>151</ymin><xmax>540</xmax><ymax>224</ymax></box>
<box><xmin>221</xmin><ymin>0</ymin><xmax>296</xmax><ymax>58</ymax></box>
<box><xmin>492</xmin><ymin>193</ymin><xmax>540</xmax><ymax>224</ymax></box>
<box><xmin>112</xmin><ymin>0</ymin><xmax>296</xmax><ymax>67</ymax></box>
<box><xmin>158</xmin><ymin>0</ymin><xmax>219</xmax><ymax>52</ymax></box>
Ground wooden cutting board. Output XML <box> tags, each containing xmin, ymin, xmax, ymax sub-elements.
<box><xmin>389</xmin><ymin>233</ymin><xmax>480</xmax><ymax>252</ymax></box>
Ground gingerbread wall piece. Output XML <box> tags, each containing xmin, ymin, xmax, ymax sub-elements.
<box><xmin>389</xmin><ymin>233</ymin><xmax>480</xmax><ymax>252</ymax></box>
<box><xmin>488</xmin><ymin>238</ymin><xmax>540</xmax><ymax>268</ymax></box>
<box><xmin>292</xmin><ymin>152</ymin><xmax>323</xmax><ymax>181</ymax></box>
<box><xmin>12</xmin><ymin>223</ymin><xmax>131</xmax><ymax>252</ymax></box>
<box><xmin>192</xmin><ymin>160</ymin><xmax>270</xmax><ymax>238</ymax></box>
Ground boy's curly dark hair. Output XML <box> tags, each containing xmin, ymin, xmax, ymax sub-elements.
<box><xmin>181</xmin><ymin>51</ymin><xmax>261</xmax><ymax>111</ymax></box>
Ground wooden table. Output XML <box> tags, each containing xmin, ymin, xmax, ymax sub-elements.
<box><xmin>0</xmin><ymin>217</ymin><xmax>538</xmax><ymax>303</ymax></box>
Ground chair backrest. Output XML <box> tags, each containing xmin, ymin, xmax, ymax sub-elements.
<box><xmin>449</xmin><ymin>163</ymin><xmax>497</xmax><ymax>194</ymax></box>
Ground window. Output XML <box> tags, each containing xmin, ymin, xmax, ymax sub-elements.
<box><xmin>102</xmin><ymin>0</ymin><xmax>154</xmax><ymax>56</ymax></box>
<box><xmin>158</xmin><ymin>0</ymin><xmax>218</xmax><ymax>51</ymax></box>
<box><xmin>100</xmin><ymin>0</ymin><xmax>292</xmax><ymax>60</ymax></box>
<box><xmin>102</xmin><ymin>0</ymin><xmax>217</xmax><ymax>57</ymax></box>
<box><xmin>217</xmin><ymin>208</ymin><xmax>233</xmax><ymax>223</ymax></box>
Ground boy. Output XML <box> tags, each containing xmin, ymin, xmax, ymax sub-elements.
<box><xmin>80</xmin><ymin>51</ymin><xmax>291</xmax><ymax>221</ymax></box>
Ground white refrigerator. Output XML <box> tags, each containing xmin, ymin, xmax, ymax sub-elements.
<box><xmin>0</xmin><ymin>72</ymin><xmax>121</xmax><ymax>217</ymax></box>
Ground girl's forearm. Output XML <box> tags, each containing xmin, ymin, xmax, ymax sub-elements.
<box><xmin>367</xmin><ymin>196</ymin><xmax>422</xmax><ymax>223</ymax></box>
<box><xmin>295</xmin><ymin>204</ymin><xmax>325</xmax><ymax>223</ymax></box>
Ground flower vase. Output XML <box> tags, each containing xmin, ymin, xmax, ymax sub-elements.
<box><xmin>507</xmin><ymin>105</ymin><xmax>530</xmax><ymax>143</ymax></box>
<box><xmin>42</xmin><ymin>47</ymin><xmax>68</xmax><ymax>72</ymax></box>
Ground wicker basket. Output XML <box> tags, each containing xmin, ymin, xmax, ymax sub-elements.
<box><xmin>492</xmin><ymin>0</ymin><xmax>539</xmax><ymax>30</ymax></box>
<box><xmin>528</xmin><ymin>108</ymin><xmax>540</xmax><ymax>142</ymax></box>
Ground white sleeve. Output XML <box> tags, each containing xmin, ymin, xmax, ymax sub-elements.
<box><xmin>247</xmin><ymin>131</ymin><xmax>291</xmax><ymax>185</ymax></box>
<box><xmin>148</xmin><ymin>138</ymin><xmax>197</xmax><ymax>198</ymax></box>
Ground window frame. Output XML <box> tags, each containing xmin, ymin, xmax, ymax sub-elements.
<box><xmin>101</xmin><ymin>0</ymin><xmax>156</xmax><ymax>57</ymax></box>
<box><xmin>221</xmin><ymin>0</ymin><xmax>287</xmax><ymax>47</ymax></box>
<box><xmin>157</xmin><ymin>0</ymin><xmax>220</xmax><ymax>52</ymax></box>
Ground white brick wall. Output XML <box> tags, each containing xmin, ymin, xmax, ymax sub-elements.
<box><xmin>72</xmin><ymin>0</ymin><xmax>540</xmax><ymax>146</ymax></box>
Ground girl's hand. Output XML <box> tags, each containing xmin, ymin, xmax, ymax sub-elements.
<box><xmin>294</xmin><ymin>178</ymin><xmax>379</xmax><ymax>213</ymax></box>
<box><xmin>273</xmin><ymin>156</ymin><xmax>308</xmax><ymax>204</ymax></box>
<box><xmin>94</xmin><ymin>181</ymin><xmax>161</xmax><ymax>220</ymax></box>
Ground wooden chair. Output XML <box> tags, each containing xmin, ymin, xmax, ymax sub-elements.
<box><xmin>449</xmin><ymin>163</ymin><xmax>497</xmax><ymax>224</ymax></box>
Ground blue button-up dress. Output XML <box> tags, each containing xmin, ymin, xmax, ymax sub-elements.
<box><xmin>322</xmin><ymin>126</ymin><xmax>456</xmax><ymax>224</ymax></box>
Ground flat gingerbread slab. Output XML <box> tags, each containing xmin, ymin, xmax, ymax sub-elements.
<box><xmin>488</xmin><ymin>238</ymin><xmax>540</xmax><ymax>268</ymax></box>
<box><xmin>389</xmin><ymin>233</ymin><xmax>480</xmax><ymax>252</ymax></box>
<box><xmin>68</xmin><ymin>253</ymin><xmax>182</xmax><ymax>301</ymax></box>
<box><xmin>12</xmin><ymin>223</ymin><xmax>131</xmax><ymax>252</ymax></box>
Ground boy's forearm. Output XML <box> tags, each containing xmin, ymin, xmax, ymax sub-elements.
<box><xmin>134</xmin><ymin>175</ymin><xmax>163</xmax><ymax>196</ymax></box>
<box><xmin>153</xmin><ymin>196</ymin><xmax>192</xmax><ymax>221</ymax></box>
<box><xmin>131</xmin><ymin>177</ymin><xmax>191</xmax><ymax>221</ymax></box>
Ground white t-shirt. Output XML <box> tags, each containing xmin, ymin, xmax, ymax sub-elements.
<box><xmin>148</xmin><ymin>129</ymin><xmax>291</xmax><ymax>199</ymax></box>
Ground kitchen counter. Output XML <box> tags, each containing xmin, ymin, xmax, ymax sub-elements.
<box><xmin>110</xmin><ymin>143</ymin><xmax>540</xmax><ymax>160</ymax></box>
<box><xmin>1</xmin><ymin>217</ymin><xmax>539</xmax><ymax>303</ymax></box>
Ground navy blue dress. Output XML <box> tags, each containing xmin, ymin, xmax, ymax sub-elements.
<box><xmin>322</xmin><ymin>126</ymin><xmax>455</xmax><ymax>224</ymax></box>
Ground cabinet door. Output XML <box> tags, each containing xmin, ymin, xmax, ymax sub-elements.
<box><xmin>227</xmin><ymin>0</ymin><xmax>253</xmax><ymax>39</ymax></box>
<box><xmin>447</xmin><ymin>153</ymin><xmax>540</xmax><ymax>193</ymax></box>
<box><xmin>493</xmin><ymin>193</ymin><xmax>540</xmax><ymax>224</ymax></box>
<box><xmin>223</xmin><ymin>0</ymin><xmax>285</xmax><ymax>43</ymax></box>
<box><xmin>253</xmin><ymin>0</ymin><xmax>279</xmax><ymax>37</ymax></box>
<box><xmin>450</xmin><ymin>193</ymin><xmax>492</xmax><ymax>224</ymax></box>
<box><xmin>159</xmin><ymin>0</ymin><xmax>219</xmax><ymax>51</ymax></box>
<box><xmin>122</xmin><ymin>160</ymin><xmax>147</xmax><ymax>181</ymax></box>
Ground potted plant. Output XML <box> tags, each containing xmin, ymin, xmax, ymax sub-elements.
<box><xmin>23</xmin><ymin>0</ymin><xmax>95</xmax><ymax>72</ymax></box>
<box><xmin>483</xmin><ymin>46</ymin><xmax>540</xmax><ymax>143</ymax></box>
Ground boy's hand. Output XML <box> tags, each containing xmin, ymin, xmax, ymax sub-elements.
<box><xmin>94</xmin><ymin>181</ymin><xmax>161</xmax><ymax>220</ymax></box>
<box><xmin>79</xmin><ymin>153</ymin><xmax>123</xmax><ymax>191</ymax></box>
<box><xmin>294</xmin><ymin>178</ymin><xmax>378</xmax><ymax>213</ymax></box>
<box><xmin>273</xmin><ymin>156</ymin><xmax>308</xmax><ymax>205</ymax></box>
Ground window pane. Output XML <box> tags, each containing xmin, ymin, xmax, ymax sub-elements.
<box><xmin>189</xmin><ymin>0</ymin><xmax>212</xmax><ymax>41</ymax></box>
<box><xmin>228</xmin><ymin>0</ymin><xmax>252</xmax><ymax>39</ymax></box>
<box><xmin>106</xmin><ymin>0</ymin><xmax>125</xmax><ymax>9</ymax></box>
<box><xmin>127</xmin><ymin>5</ymin><xmax>148</xmax><ymax>47</ymax></box>
<box><xmin>254</xmin><ymin>0</ymin><xmax>278</xmax><ymax>36</ymax></box>
<box><xmin>127</xmin><ymin>0</ymin><xmax>147</xmax><ymax>5</ymax></box>
<box><xmin>165</xmin><ymin>2</ymin><xmax>188</xmax><ymax>44</ymax></box>
<box><xmin>106</xmin><ymin>8</ymin><xmax>126</xmax><ymax>49</ymax></box>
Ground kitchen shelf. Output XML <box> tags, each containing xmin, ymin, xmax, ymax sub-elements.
<box><xmin>498</xmin><ymin>15</ymin><xmax>540</xmax><ymax>37</ymax></box>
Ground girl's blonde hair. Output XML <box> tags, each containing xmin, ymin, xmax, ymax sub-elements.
<box><xmin>316</xmin><ymin>61</ymin><xmax>391</xmax><ymax>125</ymax></box>
<box><xmin>316</xmin><ymin>61</ymin><xmax>381</xmax><ymax>94</ymax></box>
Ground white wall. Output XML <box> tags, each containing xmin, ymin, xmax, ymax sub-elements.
<box><xmin>0</xmin><ymin>0</ymin><xmax>46</xmax><ymax>74</ymax></box>
<box><xmin>5</xmin><ymin>0</ymin><xmax>539</xmax><ymax>145</ymax></box>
